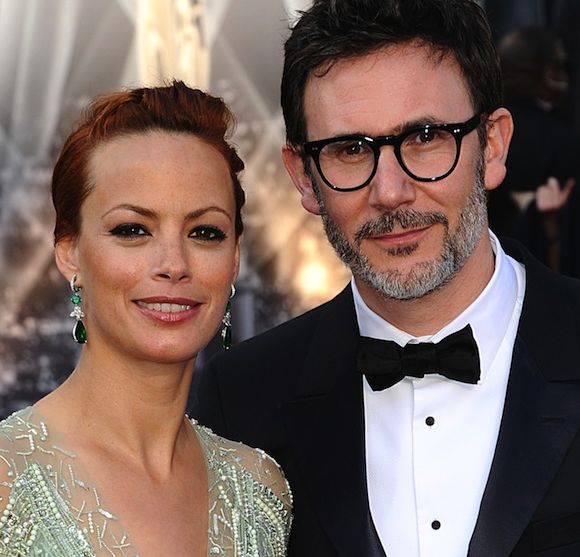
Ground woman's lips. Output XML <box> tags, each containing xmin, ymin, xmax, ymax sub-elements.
<box><xmin>137</xmin><ymin>301</ymin><xmax>193</xmax><ymax>313</ymax></box>
<box><xmin>134</xmin><ymin>297</ymin><xmax>200</xmax><ymax>323</ymax></box>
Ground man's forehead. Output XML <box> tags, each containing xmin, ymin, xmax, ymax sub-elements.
<box><xmin>302</xmin><ymin>43</ymin><xmax>472</xmax><ymax>136</ymax></box>
<box><xmin>307</xmin><ymin>40</ymin><xmax>457</xmax><ymax>86</ymax></box>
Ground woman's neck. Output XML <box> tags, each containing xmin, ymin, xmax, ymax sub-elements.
<box><xmin>35</xmin><ymin>346</ymin><xmax>196</xmax><ymax>478</ymax></box>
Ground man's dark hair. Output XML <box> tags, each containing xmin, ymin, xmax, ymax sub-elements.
<box><xmin>281</xmin><ymin>0</ymin><xmax>502</xmax><ymax>146</ymax></box>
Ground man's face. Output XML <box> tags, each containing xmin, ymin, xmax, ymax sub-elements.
<box><xmin>289</xmin><ymin>43</ymin><xmax>502</xmax><ymax>301</ymax></box>
<box><xmin>315</xmin><ymin>159</ymin><xmax>487</xmax><ymax>299</ymax></box>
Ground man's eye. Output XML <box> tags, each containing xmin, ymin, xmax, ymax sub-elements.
<box><xmin>416</xmin><ymin>128</ymin><xmax>438</xmax><ymax>143</ymax></box>
<box><xmin>109</xmin><ymin>223</ymin><xmax>149</xmax><ymax>237</ymax></box>
<box><xmin>343</xmin><ymin>142</ymin><xmax>365</xmax><ymax>156</ymax></box>
<box><xmin>325</xmin><ymin>140</ymin><xmax>372</xmax><ymax>161</ymax></box>
<box><xmin>421</xmin><ymin>129</ymin><xmax>436</xmax><ymax>143</ymax></box>
<box><xmin>189</xmin><ymin>226</ymin><xmax>227</xmax><ymax>241</ymax></box>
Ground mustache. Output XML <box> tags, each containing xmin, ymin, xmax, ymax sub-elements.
<box><xmin>354</xmin><ymin>210</ymin><xmax>448</xmax><ymax>244</ymax></box>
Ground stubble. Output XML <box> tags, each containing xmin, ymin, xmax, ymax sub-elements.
<box><xmin>313</xmin><ymin>157</ymin><xmax>488</xmax><ymax>300</ymax></box>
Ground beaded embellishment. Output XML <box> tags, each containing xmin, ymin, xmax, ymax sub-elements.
<box><xmin>196</xmin><ymin>424</ymin><xmax>292</xmax><ymax>556</ymax></box>
<box><xmin>0</xmin><ymin>409</ymin><xmax>292</xmax><ymax>556</ymax></box>
<box><xmin>1</xmin><ymin>462</ymin><xmax>94</xmax><ymax>555</ymax></box>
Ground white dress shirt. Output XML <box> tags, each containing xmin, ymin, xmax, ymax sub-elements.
<box><xmin>355</xmin><ymin>232</ymin><xmax>526</xmax><ymax>557</ymax></box>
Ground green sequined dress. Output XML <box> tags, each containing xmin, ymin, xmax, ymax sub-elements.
<box><xmin>0</xmin><ymin>407</ymin><xmax>292</xmax><ymax>556</ymax></box>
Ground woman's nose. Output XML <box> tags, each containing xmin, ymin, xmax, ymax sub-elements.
<box><xmin>153</xmin><ymin>240</ymin><xmax>192</xmax><ymax>282</ymax></box>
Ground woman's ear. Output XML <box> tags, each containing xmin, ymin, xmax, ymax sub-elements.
<box><xmin>483</xmin><ymin>108</ymin><xmax>514</xmax><ymax>192</ymax></box>
<box><xmin>54</xmin><ymin>236</ymin><xmax>80</xmax><ymax>284</ymax></box>
<box><xmin>282</xmin><ymin>145</ymin><xmax>322</xmax><ymax>215</ymax></box>
<box><xmin>232</xmin><ymin>238</ymin><xmax>241</xmax><ymax>284</ymax></box>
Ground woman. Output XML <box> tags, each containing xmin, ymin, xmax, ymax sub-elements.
<box><xmin>0</xmin><ymin>81</ymin><xmax>292</xmax><ymax>556</ymax></box>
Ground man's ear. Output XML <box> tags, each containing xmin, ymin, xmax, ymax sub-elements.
<box><xmin>54</xmin><ymin>236</ymin><xmax>80</xmax><ymax>285</ymax></box>
<box><xmin>483</xmin><ymin>108</ymin><xmax>514</xmax><ymax>192</ymax></box>
<box><xmin>282</xmin><ymin>145</ymin><xmax>322</xmax><ymax>215</ymax></box>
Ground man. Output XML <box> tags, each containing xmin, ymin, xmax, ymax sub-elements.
<box><xmin>191</xmin><ymin>1</ymin><xmax>580</xmax><ymax>555</ymax></box>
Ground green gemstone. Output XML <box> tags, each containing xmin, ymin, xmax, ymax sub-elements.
<box><xmin>71</xmin><ymin>293</ymin><xmax>81</xmax><ymax>305</ymax></box>
<box><xmin>222</xmin><ymin>326</ymin><xmax>232</xmax><ymax>350</ymax></box>
<box><xmin>73</xmin><ymin>320</ymin><xmax>87</xmax><ymax>344</ymax></box>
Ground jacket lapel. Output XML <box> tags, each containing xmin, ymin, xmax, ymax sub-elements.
<box><xmin>469</xmin><ymin>242</ymin><xmax>580</xmax><ymax>556</ymax></box>
<box><xmin>281</xmin><ymin>287</ymin><xmax>385</xmax><ymax>557</ymax></box>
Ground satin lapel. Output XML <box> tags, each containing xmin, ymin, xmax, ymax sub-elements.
<box><xmin>281</xmin><ymin>287</ymin><xmax>386</xmax><ymax>557</ymax></box>
<box><xmin>468</xmin><ymin>339</ymin><xmax>580</xmax><ymax>557</ymax></box>
<box><xmin>469</xmin><ymin>242</ymin><xmax>580</xmax><ymax>557</ymax></box>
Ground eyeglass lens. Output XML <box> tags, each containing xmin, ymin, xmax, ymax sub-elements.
<box><xmin>318</xmin><ymin>128</ymin><xmax>459</xmax><ymax>189</ymax></box>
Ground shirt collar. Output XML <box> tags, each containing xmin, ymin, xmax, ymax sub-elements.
<box><xmin>353</xmin><ymin>230</ymin><xmax>520</xmax><ymax>384</ymax></box>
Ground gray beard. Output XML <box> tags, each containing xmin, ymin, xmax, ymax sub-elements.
<box><xmin>316</xmin><ymin>158</ymin><xmax>488</xmax><ymax>300</ymax></box>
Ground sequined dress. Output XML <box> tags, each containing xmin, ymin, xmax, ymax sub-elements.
<box><xmin>0</xmin><ymin>407</ymin><xmax>292</xmax><ymax>556</ymax></box>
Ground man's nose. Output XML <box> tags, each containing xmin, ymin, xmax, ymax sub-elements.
<box><xmin>366</xmin><ymin>146</ymin><xmax>416</xmax><ymax>211</ymax></box>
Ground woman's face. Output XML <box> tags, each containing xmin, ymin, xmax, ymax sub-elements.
<box><xmin>56</xmin><ymin>131</ymin><xmax>240</xmax><ymax>367</ymax></box>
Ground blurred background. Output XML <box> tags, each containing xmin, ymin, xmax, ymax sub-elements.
<box><xmin>0</xmin><ymin>0</ymin><xmax>579</xmax><ymax>417</ymax></box>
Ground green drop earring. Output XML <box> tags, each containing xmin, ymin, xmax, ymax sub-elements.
<box><xmin>221</xmin><ymin>284</ymin><xmax>235</xmax><ymax>350</ymax></box>
<box><xmin>69</xmin><ymin>274</ymin><xmax>87</xmax><ymax>344</ymax></box>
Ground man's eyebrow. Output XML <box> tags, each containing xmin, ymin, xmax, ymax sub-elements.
<box><xmin>384</xmin><ymin>116</ymin><xmax>441</xmax><ymax>136</ymax></box>
<box><xmin>327</xmin><ymin>115</ymin><xmax>444</xmax><ymax>139</ymax></box>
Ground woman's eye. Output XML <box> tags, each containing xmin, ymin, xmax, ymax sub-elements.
<box><xmin>189</xmin><ymin>226</ymin><xmax>227</xmax><ymax>242</ymax></box>
<box><xmin>109</xmin><ymin>223</ymin><xmax>149</xmax><ymax>237</ymax></box>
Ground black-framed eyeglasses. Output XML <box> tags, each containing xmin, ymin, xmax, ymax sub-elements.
<box><xmin>302</xmin><ymin>113</ymin><xmax>484</xmax><ymax>192</ymax></box>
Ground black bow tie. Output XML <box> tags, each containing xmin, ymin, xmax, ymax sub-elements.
<box><xmin>358</xmin><ymin>324</ymin><xmax>481</xmax><ymax>391</ymax></box>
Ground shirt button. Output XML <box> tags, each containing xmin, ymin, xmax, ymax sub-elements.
<box><xmin>425</xmin><ymin>416</ymin><xmax>435</xmax><ymax>426</ymax></box>
<box><xmin>431</xmin><ymin>520</ymin><xmax>441</xmax><ymax>530</ymax></box>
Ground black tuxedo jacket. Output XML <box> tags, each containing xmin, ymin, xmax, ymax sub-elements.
<box><xmin>190</xmin><ymin>241</ymin><xmax>580</xmax><ymax>556</ymax></box>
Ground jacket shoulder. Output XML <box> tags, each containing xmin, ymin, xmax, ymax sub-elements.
<box><xmin>211</xmin><ymin>286</ymin><xmax>353</xmax><ymax>369</ymax></box>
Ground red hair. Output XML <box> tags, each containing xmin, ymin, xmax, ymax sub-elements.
<box><xmin>52</xmin><ymin>81</ymin><xmax>245</xmax><ymax>242</ymax></box>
